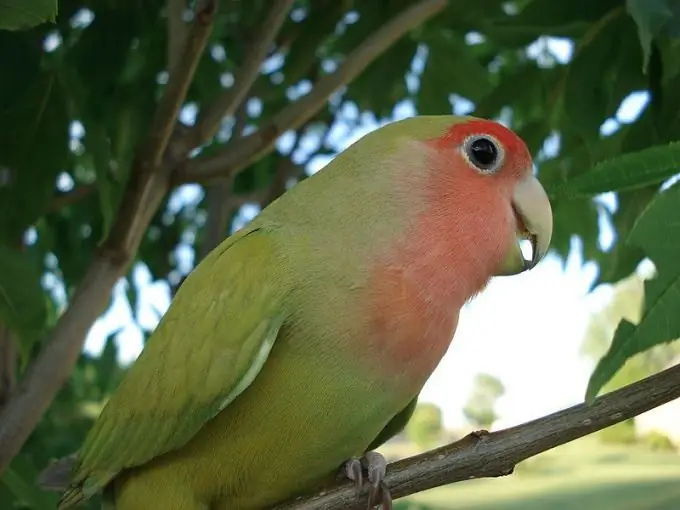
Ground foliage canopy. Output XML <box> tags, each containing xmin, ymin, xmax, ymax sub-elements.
<box><xmin>1</xmin><ymin>0</ymin><xmax>679</xmax><ymax>507</ymax></box>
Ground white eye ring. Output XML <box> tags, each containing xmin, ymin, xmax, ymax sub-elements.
<box><xmin>462</xmin><ymin>134</ymin><xmax>504</xmax><ymax>174</ymax></box>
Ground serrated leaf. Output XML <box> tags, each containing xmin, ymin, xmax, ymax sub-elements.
<box><xmin>555</xmin><ymin>142</ymin><xmax>680</xmax><ymax>198</ymax></box>
<box><xmin>0</xmin><ymin>244</ymin><xmax>48</xmax><ymax>360</ymax></box>
<box><xmin>585</xmin><ymin>182</ymin><xmax>680</xmax><ymax>402</ymax></box>
<box><xmin>0</xmin><ymin>0</ymin><xmax>57</xmax><ymax>31</ymax></box>
<box><xmin>626</xmin><ymin>0</ymin><xmax>674</xmax><ymax>72</ymax></box>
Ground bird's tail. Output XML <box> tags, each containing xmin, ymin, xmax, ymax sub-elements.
<box><xmin>57</xmin><ymin>486</ymin><xmax>87</xmax><ymax>509</ymax></box>
<box><xmin>37</xmin><ymin>453</ymin><xmax>77</xmax><ymax>491</ymax></box>
<box><xmin>38</xmin><ymin>453</ymin><xmax>89</xmax><ymax>509</ymax></box>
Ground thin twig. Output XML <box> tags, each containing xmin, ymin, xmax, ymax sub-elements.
<box><xmin>198</xmin><ymin>106</ymin><xmax>249</xmax><ymax>260</ymax></box>
<box><xmin>262</xmin><ymin>156</ymin><xmax>302</xmax><ymax>208</ymax></box>
<box><xmin>144</xmin><ymin>0</ymin><xmax>217</xmax><ymax>170</ymax></box>
<box><xmin>197</xmin><ymin>181</ymin><xmax>239</xmax><ymax>261</ymax></box>
<box><xmin>0</xmin><ymin>326</ymin><xmax>16</xmax><ymax>411</ymax></box>
<box><xmin>185</xmin><ymin>0</ymin><xmax>295</xmax><ymax>149</ymax></box>
<box><xmin>176</xmin><ymin>0</ymin><xmax>447</xmax><ymax>184</ymax></box>
<box><xmin>274</xmin><ymin>362</ymin><xmax>680</xmax><ymax>509</ymax></box>
<box><xmin>260</xmin><ymin>118</ymin><xmax>331</xmax><ymax>207</ymax></box>
<box><xmin>167</xmin><ymin>0</ymin><xmax>188</xmax><ymax>72</ymax></box>
<box><xmin>0</xmin><ymin>1</ymin><xmax>219</xmax><ymax>475</ymax></box>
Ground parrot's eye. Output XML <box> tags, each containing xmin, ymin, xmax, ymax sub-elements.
<box><xmin>464</xmin><ymin>135</ymin><xmax>504</xmax><ymax>174</ymax></box>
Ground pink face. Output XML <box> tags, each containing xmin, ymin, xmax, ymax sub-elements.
<box><xmin>364</xmin><ymin>118</ymin><xmax>551</xmax><ymax>383</ymax></box>
<box><xmin>427</xmin><ymin>118</ymin><xmax>535</xmax><ymax>195</ymax></box>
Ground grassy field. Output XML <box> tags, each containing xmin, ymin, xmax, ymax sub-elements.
<box><xmin>389</xmin><ymin>436</ymin><xmax>680</xmax><ymax>510</ymax></box>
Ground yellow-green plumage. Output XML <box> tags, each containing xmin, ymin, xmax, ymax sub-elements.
<box><xmin>42</xmin><ymin>116</ymin><xmax>553</xmax><ymax>510</ymax></box>
<box><xmin>60</xmin><ymin>225</ymin><xmax>415</xmax><ymax>510</ymax></box>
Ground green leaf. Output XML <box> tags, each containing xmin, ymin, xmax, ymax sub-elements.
<box><xmin>549</xmin><ymin>196</ymin><xmax>601</xmax><ymax>263</ymax></box>
<box><xmin>594</xmin><ymin>187</ymin><xmax>656</xmax><ymax>286</ymax></box>
<box><xmin>563</xmin><ymin>9</ymin><xmax>626</xmax><ymax>142</ymax></box>
<box><xmin>95</xmin><ymin>330</ymin><xmax>123</xmax><ymax>395</ymax></box>
<box><xmin>0</xmin><ymin>32</ymin><xmax>70</xmax><ymax>240</ymax></box>
<box><xmin>555</xmin><ymin>142</ymin><xmax>680</xmax><ymax>198</ymax></box>
<box><xmin>347</xmin><ymin>37</ymin><xmax>416</xmax><ymax>117</ymax></box>
<box><xmin>0</xmin><ymin>243</ymin><xmax>48</xmax><ymax>360</ymax></box>
<box><xmin>665</xmin><ymin>0</ymin><xmax>680</xmax><ymax>36</ymax></box>
<box><xmin>586</xmin><ymin>182</ymin><xmax>680</xmax><ymax>402</ymax></box>
<box><xmin>0</xmin><ymin>0</ymin><xmax>57</xmax><ymax>31</ymax></box>
<box><xmin>509</xmin><ymin>0</ymin><xmax>622</xmax><ymax>30</ymax></box>
<box><xmin>417</xmin><ymin>33</ymin><xmax>492</xmax><ymax>115</ymax></box>
<box><xmin>474</xmin><ymin>63</ymin><xmax>550</xmax><ymax>119</ymax></box>
<box><xmin>83</xmin><ymin>122</ymin><xmax>117</xmax><ymax>241</ymax></box>
<box><xmin>626</xmin><ymin>0</ymin><xmax>674</xmax><ymax>72</ymax></box>
<box><xmin>2</xmin><ymin>455</ymin><xmax>57</xmax><ymax>509</ymax></box>
<box><xmin>661</xmin><ymin>70</ymin><xmax>680</xmax><ymax>141</ymax></box>
<box><xmin>282</xmin><ymin>1</ymin><xmax>346</xmax><ymax>85</ymax></box>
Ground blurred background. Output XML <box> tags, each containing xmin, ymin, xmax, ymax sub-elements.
<box><xmin>1</xmin><ymin>0</ymin><xmax>679</xmax><ymax>509</ymax></box>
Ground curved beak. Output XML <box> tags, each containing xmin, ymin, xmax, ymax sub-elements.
<box><xmin>496</xmin><ymin>174</ymin><xmax>553</xmax><ymax>276</ymax></box>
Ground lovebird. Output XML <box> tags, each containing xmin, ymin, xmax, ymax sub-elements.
<box><xmin>40</xmin><ymin>116</ymin><xmax>552</xmax><ymax>510</ymax></box>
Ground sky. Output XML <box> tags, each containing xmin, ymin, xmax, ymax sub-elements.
<box><xmin>75</xmin><ymin>36</ymin><xmax>656</xmax><ymax>430</ymax></box>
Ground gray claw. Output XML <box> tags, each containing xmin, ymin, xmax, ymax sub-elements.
<box><xmin>343</xmin><ymin>457</ymin><xmax>364</xmax><ymax>497</ymax></box>
<box><xmin>343</xmin><ymin>451</ymin><xmax>392</xmax><ymax>510</ymax></box>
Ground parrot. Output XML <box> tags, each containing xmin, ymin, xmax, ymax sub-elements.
<box><xmin>39</xmin><ymin>115</ymin><xmax>553</xmax><ymax>510</ymax></box>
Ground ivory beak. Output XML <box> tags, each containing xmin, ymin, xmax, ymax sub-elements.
<box><xmin>496</xmin><ymin>174</ymin><xmax>553</xmax><ymax>276</ymax></box>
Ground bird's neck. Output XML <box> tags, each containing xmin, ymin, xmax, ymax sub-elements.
<box><xmin>363</xmin><ymin>171</ymin><xmax>510</xmax><ymax>386</ymax></box>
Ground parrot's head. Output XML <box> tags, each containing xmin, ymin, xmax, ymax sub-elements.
<box><xmin>425</xmin><ymin>116</ymin><xmax>553</xmax><ymax>277</ymax></box>
<box><xmin>357</xmin><ymin>115</ymin><xmax>553</xmax><ymax>296</ymax></box>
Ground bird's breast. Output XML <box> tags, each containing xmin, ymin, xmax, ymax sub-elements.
<box><xmin>365</xmin><ymin>262</ymin><xmax>460</xmax><ymax>387</ymax></box>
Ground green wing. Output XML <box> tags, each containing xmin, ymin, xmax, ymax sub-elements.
<box><xmin>69</xmin><ymin>226</ymin><xmax>289</xmax><ymax>497</ymax></box>
<box><xmin>367</xmin><ymin>396</ymin><xmax>418</xmax><ymax>451</ymax></box>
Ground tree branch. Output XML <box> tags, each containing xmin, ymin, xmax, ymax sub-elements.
<box><xmin>145</xmin><ymin>0</ymin><xmax>216</xmax><ymax>169</ymax></box>
<box><xmin>176</xmin><ymin>0</ymin><xmax>447</xmax><ymax>184</ymax></box>
<box><xmin>0</xmin><ymin>1</ymin><xmax>219</xmax><ymax>475</ymax></box>
<box><xmin>167</xmin><ymin>0</ymin><xmax>188</xmax><ymax>72</ymax></box>
<box><xmin>276</xmin><ymin>362</ymin><xmax>680</xmax><ymax>509</ymax></box>
<box><xmin>197</xmin><ymin>106</ymin><xmax>249</xmax><ymax>261</ymax></box>
<box><xmin>0</xmin><ymin>325</ymin><xmax>16</xmax><ymax>411</ymax></box>
<box><xmin>262</xmin><ymin>156</ymin><xmax>303</xmax><ymax>208</ymax></box>
<box><xmin>184</xmin><ymin>0</ymin><xmax>295</xmax><ymax>150</ymax></box>
<box><xmin>260</xmin><ymin>117</ymin><xmax>335</xmax><ymax>207</ymax></box>
<box><xmin>198</xmin><ymin>181</ymin><xmax>238</xmax><ymax>261</ymax></box>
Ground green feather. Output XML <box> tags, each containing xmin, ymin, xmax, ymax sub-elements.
<box><xmin>59</xmin><ymin>226</ymin><xmax>290</xmax><ymax>508</ymax></box>
<box><xmin>367</xmin><ymin>396</ymin><xmax>419</xmax><ymax>451</ymax></box>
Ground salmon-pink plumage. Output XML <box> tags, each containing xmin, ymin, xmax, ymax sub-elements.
<box><xmin>365</xmin><ymin>120</ymin><xmax>535</xmax><ymax>382</ymax></box>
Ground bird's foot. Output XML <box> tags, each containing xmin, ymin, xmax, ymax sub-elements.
<box><xmin>342</xmin><ymin>451</ymin><xmax>392</xmax><ymax>510</ymax></box>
